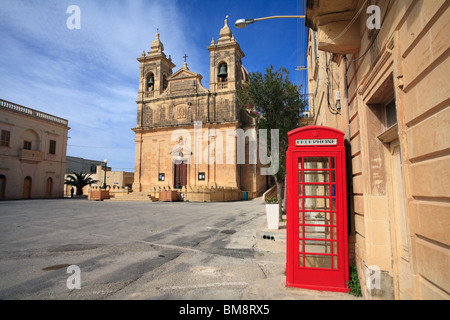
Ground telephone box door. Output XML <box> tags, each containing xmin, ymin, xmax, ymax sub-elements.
<box><xmin>286</xmin><ymin>127</ymin><xmax>349</xmax><ymax>293</ymax></box>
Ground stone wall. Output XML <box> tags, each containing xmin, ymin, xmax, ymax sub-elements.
<box><xmin>307</xmin><ymin>0</ymin><xmax>450</xmax><ymax>300</ymax></box>
<box><xmin>148</xmin><ymin>185</ymin><xmax>243</xmax><ymax>202</ymax></box>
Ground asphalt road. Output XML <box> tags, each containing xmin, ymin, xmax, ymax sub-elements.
<box><xmin>0</xmin><ymin>198</ymin><xmax>274</xmax><ymax>300</ymax></box>
<box><xmin>0</xmin><ymin>198</ymin><xmax>359</xmax><ymax>302</ymax></box>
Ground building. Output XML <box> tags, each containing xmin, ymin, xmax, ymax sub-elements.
<box><xmin>132</xmin><ymin>19</ymin><xmax>268</xmax><ymax>201</ymax></box>
<box><xmin>64</xmin><ymin>157</ymin><xmax>133</xmax><ymax>196</ymax></box>
<box><xmin>66</xmin><ymin>156</ymin><xmax>106</xmax><ymax>175</ymax></box>
<box><xmin>0</xmin><ymin>99</ymin><xmax>69</xmax><ymax>199</ymax></box>
<box><xmin>305</xmin><ymin>0</ymin><xmax>449</xmax><ymax>299</ymax></box>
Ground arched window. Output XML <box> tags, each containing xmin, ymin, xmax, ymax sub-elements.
<box><xmin>0</xmin><ymin>175</ymin><xmax>6</xmax><ymax>199</ymax></box>
<box><xmin>21</xmin><ymin>129</ymin><xmax>40</xmax><ymax>151</ymax></box>
<box><xmin>217</xmin><ymin>62</ymin><xmax>228</xmax><ymax>83</ymax></box>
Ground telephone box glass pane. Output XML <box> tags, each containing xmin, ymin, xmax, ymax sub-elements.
<box><xmin>305</xmin><ymin>255</ymin><xmax>332</xmax><ymax>269</ymax></box>
<box><xmin>304</xmin><ymin>157</ymin><xmax>329</xmax><ymax>169</ymax></box>
<box><xmin>305</xmin><ymin>226</ymin><xmax>336</xmax><ymax>240</ymax></box>
<box><xmin>304</xmin><ymin>171</ymin><xmax>329</xmax><ymax>183</ymax></box>
<box><xmin>304</xmin><ymin>198</ymin><xmax>330</xmax><ymax>210</ymax></box>
<box><xmin>305</xmin><ymin>225</ymin><xmax>329</xmax><ymax>239</ymax></box>
<box><xmin>294</xmin><ymin>154</ymin><xmax>341</xmax><ymax>271</ymax></box>
<box><xmin>304</xmin><ymin>184</ymin><xmax>330</xmax><ymax>197</ymax></box>
<box><xmin>305</xmin><ymin>240</ymin><xmax>332</xmax><ymax>254</ymax></box>
<box><xmin>305</xmin><ymin>212</ymin><xmax>334</xmax><ymax>225</ymax></box>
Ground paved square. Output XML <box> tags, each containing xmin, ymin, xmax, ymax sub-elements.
<box><xmin>0</xmin><ymin>198</ymin><xmax>358</xmax><ymax>300</ymax></box>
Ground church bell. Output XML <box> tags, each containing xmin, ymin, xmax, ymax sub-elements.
<box><xmin>218</xmin><ymin>64</ymin><xmax>228</xmax><ymax>78</ymax></box>
<box><xmin>148</xmin><ymin>75</ymin><xmax>154</xmax><ymax>86</ymax></box>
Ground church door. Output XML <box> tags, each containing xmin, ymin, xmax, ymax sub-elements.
<box><xmin>174</xmin><ymin>162</ymin><xmax>187</xmax><ymax>189</ymax></box>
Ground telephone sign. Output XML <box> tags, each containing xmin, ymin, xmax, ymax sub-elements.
<box><xmin>286</xmin><ymin>126</ymin><xmax>349</xmax><ymax>293</ymax></box>
<box><xmin>295</xmin><ymin>139</ymin><xmax>337</xmax><ymax>146</ymax></box>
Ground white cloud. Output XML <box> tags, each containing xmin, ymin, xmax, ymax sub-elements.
<box><xmin>0</xmin><ymin>0</ymin><xmax>194</xmax><ymax>170</ymax></box>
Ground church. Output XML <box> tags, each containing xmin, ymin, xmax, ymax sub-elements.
<box><xmin>131</xmin><ymin>19</ymin><xmax>270</xmax><ymax>201</ymax></box>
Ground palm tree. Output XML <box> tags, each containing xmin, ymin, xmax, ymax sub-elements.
<box><xmin>64</xmin><ymin>172</ymin><xmax>99</xmax><ymax>196</ymax></box>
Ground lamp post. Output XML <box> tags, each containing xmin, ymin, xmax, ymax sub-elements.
<box><xmin>102</xmin><ymin>159</ymin><xmax>108</xmax><ymax>189</ymax></box>
<box><xmin>235</xmin><ymin>15</ymin><xmax>307</xmax><ymax>71</ymax></box>
<box><xmin>235</xmin><ymin>15</ymin><xmax>305</xmax><ymax>29</ymax></box>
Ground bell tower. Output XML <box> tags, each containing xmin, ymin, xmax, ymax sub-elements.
<box><xmin>136</xmin><ymin>32</ymin><xmax>175</xmax><ymax>128</ymax></box>
<box><xmin>207</xmin><ymin>18</ymin><xmax>245</xmax><ymax>93</ymax></box>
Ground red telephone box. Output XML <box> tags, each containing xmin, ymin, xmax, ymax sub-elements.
<box><xmin>286</xmin><ymin>126</ymin><xmax>349</xmax><ymax>293</ymax></box>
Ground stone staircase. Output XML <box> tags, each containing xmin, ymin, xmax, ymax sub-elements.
<box><xmin>108</xmin><ymin>192</ymin><xmax>158</xmax><ymax>202</ymax></box>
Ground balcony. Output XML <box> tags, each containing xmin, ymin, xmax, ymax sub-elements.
<box><xmin>306</xmin><ymin>0</ymin><xmax>361</xmax><ymax>54</ymax></box>
<box><xmin>20</xmin><ymin>149</ymin><xmax>44</xmax><ymax>162</ymax></box>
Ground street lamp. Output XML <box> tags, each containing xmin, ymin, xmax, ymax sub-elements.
<box><xmin>236</xmin><ymin>15</ymin><xmax>309</xmax><ymax>80</ymax></box>
<box><xmin>102</xmin><ymin>159</ymin><xmax>108</xmax><ymax>189</ymax></box>
<box><xmin>235</xmin><ymin>15</ymin><xmax>305</xmax><ymax>29</ymax></box>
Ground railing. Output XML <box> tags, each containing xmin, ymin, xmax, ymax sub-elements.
<box><xmin>218</xmin><ymin>82</ymin><xmax>228</xmax><ymax>90</ymax></box>
<box><xmin>0</xmin><ymin>99</ymin><xmax>69</xmax><ymax>126</ymax></box>
<box><xmin>20</xmin><ymin>149</ymin><xmax>45</xmax><ymax>162</ymax></box>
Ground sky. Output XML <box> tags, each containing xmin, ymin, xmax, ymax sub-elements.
<box><xmin>0</xmin><ymin>0</ymin><xmax>309</xmax><ymax>172</ymax></box>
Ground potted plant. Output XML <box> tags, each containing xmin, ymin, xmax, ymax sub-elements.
<box><xmin>265</xmin><ymin>196</ymin><xmax>280</xmax><ymax>230</ymax></box>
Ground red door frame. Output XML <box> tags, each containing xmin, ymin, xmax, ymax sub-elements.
<box><xmin>286</xmin><ymin>126</ymin><xmax>349</xmax><ymax>293</ymax></box>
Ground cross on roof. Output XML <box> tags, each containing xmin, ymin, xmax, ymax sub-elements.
<box><xmin>183</xmin><ymin>54</ymin><xmax>188</xmax><ymax>63</ymax></box>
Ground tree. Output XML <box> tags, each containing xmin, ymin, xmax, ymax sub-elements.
<box><xmin>237</xmin><ymin>65</ymin><xmax>304</xmax><ymax>219</ymax></box>
<box><xmin>64</xmin><ymin>172</ymin><xmax>98</xmax><ymax>196</ymax></box>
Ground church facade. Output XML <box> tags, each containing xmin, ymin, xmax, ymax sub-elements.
<box><xmin>131</xmin><ymin>20</ymin><xmax>269</xmax><ymax>200</ymax></box>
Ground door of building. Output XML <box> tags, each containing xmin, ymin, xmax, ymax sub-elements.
<box><xmin>286</xmin><ymin>126</ymin><xmax>349</xmax><ymax>293</ymax></box>
<box><xmin>45</xmin><ymin>177</ymin><xmax>53</xmax><ymax>198</ymax></box>
<box><xmin>22</xmin><ymin>176</ymin><xmax>32</xmax><ymax>199</ymax></box>
<box><xmin>0</xmin><ymin>175</ymin><xmax>5</xmax><ymax>199</ymax></box>
<box><xmin>389</xmin><ymin>140</ymin><xmax>413</xmax><ymax>299</ymax></box>
<box><xmin>174</xmin><ymin>162</ymin><xmax>187</xmax><ymax>189</ymax></box>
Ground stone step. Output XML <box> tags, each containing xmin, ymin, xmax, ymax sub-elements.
<box><xmin>108</xmin><ymin>192</ymin><xmax>157</xmax><ymax>202</ymax></box>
